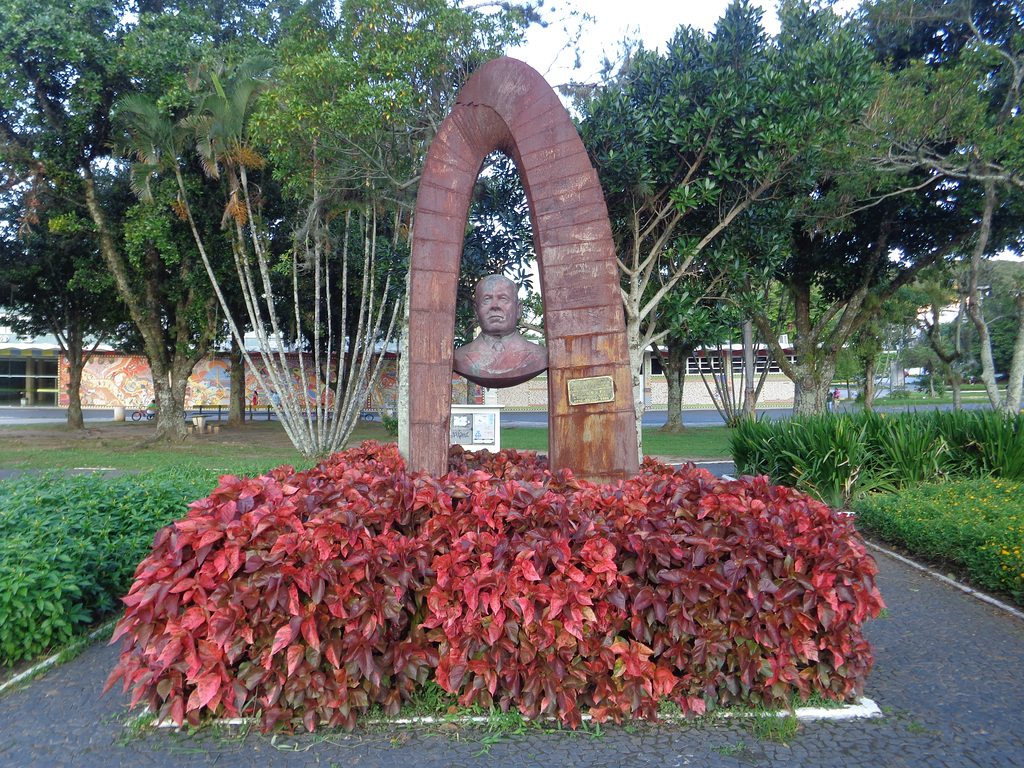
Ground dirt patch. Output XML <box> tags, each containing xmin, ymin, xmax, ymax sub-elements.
<box><xmin>3</xmin><ymin>419</ymin><xmax>296</xmax><ymax>450</ymax></box>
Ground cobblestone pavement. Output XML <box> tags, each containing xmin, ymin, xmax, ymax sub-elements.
<box><xmin>2</xmin><ymin>545</ymin><xmax>1022</xmax><ymax>768</ymax></box>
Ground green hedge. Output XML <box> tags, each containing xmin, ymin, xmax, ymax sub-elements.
<box><xmin>730</xmin><ymin>409</ymin><xmax>1024</xmax><ymax>506</ymax></box>
<box><xmin>0</xmin><ymin>469</ymin><xmax>226</xmax><ymax>665</ymax></box>
<box><xmin>852</xmin><ymin>478</ymin><xmax>1024</xmax><ymax>604</ymax></box>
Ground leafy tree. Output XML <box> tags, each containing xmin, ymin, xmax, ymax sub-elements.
<box><xmin>863</xmin><ymin>285</ymin><xmax>923</xmax><ymax>404</ymax></box>
<box><xmin>0</xmin><ymin>198</ymin><xmax>128</xmax><ymax>427</ymax></box>
<box><xmin>652</xmin><ymin>284</ymin><xmax>710</xmax><ymax>434</ymax></box>
<box><xmin>913</xmin><ymin>266</ymin><xmax>969</xmax><ymax>408</ymax></box>
<box><xmin>248</xmin><ymin>0</ymin><xmax>536</xmax><ymax>453</ymax></box>
<box><xmin>172</xmin><ymin>55</ymin><xmax>282</xmax><ymax>429</ymax></box>
<box><xmin>833</xmin><ymin>345</ymin><xmax>861</xmax><ymax>395</ymax></box>
<box><xmin>0</xmin><ymin>0</ymin><xmax>285</xmax><ymax>439</ymax></box>
<box><xmin>113</xmin><ymin>2</ymin><xmax>539</xmax><ymax>457</ymax></box>
<box><xmin>734</xmin><ymin>0</ymin><xmax>1024</xmax><ymax>417</ymax></box>
<box><xmin>863</xmin><ymin>0</ymin><xmax>1024</xmax><ymax>412</ymax></box>
<box><xmin>654</xmin><ymin>273</ymin><xmax>777</xmax><ymax>431</ymax></box>
<box><xmin>254</xmin><ymin>0</ymin><xmax>533</xmax><ymax>204</ymax></box>
<box><xmin>963</xmin><ymin>258</ymin><xmax>1024</xmax><ymax>384</ymax></box>
<box><xmin>579</xmin><ymin>0</ymin><xmax>876</xmax><ymax>442</ymax></box>
<box><xmin>116</xmin><ymin>57</ymin><xmax>356</xmax><ymax>456</ymax></box>
<box><xmin>902</xmin><ymin>338</ymin><xmax>944</xmax><ymax>396</ymax></box>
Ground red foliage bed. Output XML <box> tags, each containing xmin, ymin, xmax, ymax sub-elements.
<box><xmin>106</xmin><ymin>441</ymin><xmax>884</xmax><ymax>732</ymax></box>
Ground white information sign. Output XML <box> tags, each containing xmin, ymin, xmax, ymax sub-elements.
<box><xmin>449</xmin><ymin>404</ymin><xmax>503</xmax><ymax>452</ymax></box>
<box><xmin>473</xmin><ymin>413</ymin><xmax>495</xmax><ymax>444</ymax></box>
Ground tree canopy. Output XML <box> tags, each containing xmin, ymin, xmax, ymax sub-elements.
<box><xmin>579</xmin><ymin>0</ymin><xmax>877</xmax><ymax>435</ymax></box>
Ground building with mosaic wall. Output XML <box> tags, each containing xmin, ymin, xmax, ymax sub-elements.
<box><xmin>2</xmin><ymin>325</ymin><xmax>795</xmax><ymax>413</ymax></box>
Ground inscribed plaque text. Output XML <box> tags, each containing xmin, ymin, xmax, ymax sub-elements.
<box><xmin>567</xmin><ymin>376</ymin><xmax>615</xmax><ymax>406</ymax></box>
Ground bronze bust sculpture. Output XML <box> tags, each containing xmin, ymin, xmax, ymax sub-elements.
<box><xmin>453</xmin><ymin>274</ymin><xmax>548</xmax><ymax>388</ymax></box>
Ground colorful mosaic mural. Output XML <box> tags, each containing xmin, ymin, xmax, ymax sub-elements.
<box><xmin>59</xmin><ymin>351</ymin><xmax>396</xmax><ymax>412</ymax></box>
<box><xmin>186</xmin><ymin>357</ymin><xmax>232</xmax><ymax>406</ymax></box>
<box><xmin>244</xmin><ymin>353</ymin><xmax>332</xmax><ymax>408</ymax></box>
<box><xmin>61</xmin><ymin>353</ymin><xmax>234</xmax><ymax>408</ymax></box>
<box><xmin>61</xmin><ymin>354</ymin><xmax>154</xmax><ymax>408</ymax></box>
<box><xmin>368</xmin><ymin>359</ymin><xmax>398</xmax><ymax>411</ymax></box>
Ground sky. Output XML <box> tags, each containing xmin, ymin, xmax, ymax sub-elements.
<box><xmin>508</xmin><ymin>0</ymin><xmax>786</xmax><ymax>88</ymax></box>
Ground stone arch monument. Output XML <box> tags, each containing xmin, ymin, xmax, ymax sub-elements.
<box><xmin>406</xmin><ymin>57</ymin><xmax>639</xmax><ymax>484</ymax></box>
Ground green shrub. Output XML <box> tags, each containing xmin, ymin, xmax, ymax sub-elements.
<box><xmin>730</xmin><ymin>414</ymin><xmax>894</xmax><ymax>507</ymax></box>
<box><xmin>852</xmin><ymin>478</ymin><xmax>1024</xmax><ymax>604</ymax></box>
<box><xmin>0</xmin><ymin>469</ymin><xmax>224</xmax><ymax>664</ymax></box>
<box><xmin>945</xmin><ymin>409</ymin><xmax>1024</xmax><ymax>479</ymax></box>
<box><xmin>865</xmin><ymin>411</ymin><xmax>953</xmax><ymax>483</ymax></box>
<box><xmin>731</xmin><ymin>410</ymin><xmax>1024</xmax><ymax>505</ymax></box>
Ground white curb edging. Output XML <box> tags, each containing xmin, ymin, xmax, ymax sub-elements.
<box><xmin>793</xmin><ymin>698</ymin><xmax>882</xmax><ymax>721</ymax></box>
<box><xmin>0</xmin><ymin>619</ymin><xmax>117</xmax><ymax>697</ymax></box>
<box><xmin>863</xmin><ymin>540</ymin><xmax>1024</xmax><ymax>622</ymax></box>
<box><xmin>148</xmin><ymin>697</ymin><xmax>882</xmax><ymax>729</ymax></box>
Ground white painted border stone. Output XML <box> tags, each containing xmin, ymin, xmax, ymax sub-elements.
<box><xmin>863</xmin><ymin>540</ymin><xmax>1024</xmax><ymax>622</ymax></box>
<box><xmin>0</xmin><ymin>619</ymin><xmax>116</xmax><ymax>697</ymax></box>
<box><xmin>148</xmin><ymin>698</ymin><xmax>882</xmax><ymax>730</ymax></box>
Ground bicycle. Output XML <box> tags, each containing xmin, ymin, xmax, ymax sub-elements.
<box><xmin>131</xmin><ymin>407</ymin><xmax>155</xmax><ymax>421</ymax></box>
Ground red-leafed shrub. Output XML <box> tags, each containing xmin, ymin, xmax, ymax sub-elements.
<box><xmin>106</xmin><ymin>441</ymin><xmax>884</xmax><ymax>732</ymax></box>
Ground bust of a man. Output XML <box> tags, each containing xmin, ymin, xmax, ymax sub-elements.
<box><xmin>453</xmin><ymin>274</ymin><xmax>548</xmax><ymax>388</ymax></box>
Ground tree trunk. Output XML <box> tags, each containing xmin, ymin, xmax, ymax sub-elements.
<box><xmin>627</xmin><ymin>317</ymin><xmax>645</xmax><ymax>457</ymax></box>
<box><xmin>397</xmin><ymin>272</ymin><xmax>411</xmax><ymax>461</ymax></box>
<box><xmin>863</xmin><ymin>356</ymin><xmax>876</xmax><ymax>410</ymax></box>
<box><xmin>1003</xmin><ymin>291</ymin><xmax>1024</xmax><ymax>414</ymax></box>
<box><xmin>965</xmin><ymin>181</ymin><xmax>1004</xmax><ymax>409</ymax></box>
<box><xmin>743</xmin><ymin>319</ymin><xmax>756</xmax><ymax>419</ymax></box>
<box><xmin>65</xmin><ymin>350</ymin><xmax>85</xmax><ymax>429</ymax></box>
<box><xmin>658</xmin><ymin>340</ymin><xmax>694</xmax><ymax>434</ymax></box>
<box><xmin>950</xmin><ymin>368</ymin><xmax>963</xmax><ymax>411</ymax></box>
<box><xmin>147</xmin><ymin>358</ymin><xmax>187</xmax><ymax>441</ymax></box>
<box><xmin>751</xmin><ymin>271</ymin><xmax>850</xmax><ymax>419</ymax></box>
<box><xmin>229</xmin><ymin>334</ymin><xmax>245</xmax><ymax>427</ymax></box>
<box><xmin>661</xmin><ymin>366</ymin><xmax>683</xmax><ymax>432</ymax></box>
<box><xmin>792</xmin><ymin>369</ymin><xmax>835</xmax><ymax>416</ymax></box>
<box><xmin>83</xmin><ymin>171</ymin><xmax>203</xmax><ymax>442</ymax></box>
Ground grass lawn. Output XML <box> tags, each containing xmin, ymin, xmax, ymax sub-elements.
<box><xmin>859</xmin><ymin>385</ymin><xmax>1003</xmax><ymax>407</ymax></box>
<box><xmin>0</xmin><ymin>420</ymin><xmax>733</xmax><ymax>472</ymax></box>
<box><xmin>500</xmin><ymin>425</ymin><xmax>733</xmax><ymax>459</ymax></box>
<box><xmin>0</xmin><ymin>420</ymin><xmax>378</xmax><ymax>474</ymax></box>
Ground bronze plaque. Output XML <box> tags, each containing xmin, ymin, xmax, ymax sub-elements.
<box><xmin>567</xmin><ymin>375</ymin><xmax>615</xmax><ymax>406</ymax></box>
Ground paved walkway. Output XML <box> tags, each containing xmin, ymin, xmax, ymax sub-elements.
<box><xmin>1</xmin><ymin>544</ymin><xmax>1022</xmax><ymax>767</ymax></box>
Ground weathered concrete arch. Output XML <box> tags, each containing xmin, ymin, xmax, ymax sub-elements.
<box><xmin>406</xmin><ymin>57</ymin><xmax>638</xmax><ymax>483</ymax></box>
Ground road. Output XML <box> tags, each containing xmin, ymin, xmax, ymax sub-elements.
<box><xmin>0</xmin><ymin>402</ymin><xmax>992</xmax><ymax>428</ymax></box>
<box><xmin>0</xmin><ymin>405</ymin><xmax>243</xmax><ymax>426</ymax></box>
<box><xmin>501</xmin><ymin>402</ymin><xmax>989</xmax><ymax>428</ymax></box>
<box><xmin>0</xmin><ymin>405</ymin><xmax>782</xmax><ymax>428</ymax></box>
<box><xmin>0</xmin><ymin>406</ymin><xmax>118</xmax><ymax>426</ymax></box>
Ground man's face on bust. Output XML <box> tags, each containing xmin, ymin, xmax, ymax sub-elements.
<box><xmin>475</xmin><ymin>277</ymin><xmax>519</xmax><ymax>336</ymax></box>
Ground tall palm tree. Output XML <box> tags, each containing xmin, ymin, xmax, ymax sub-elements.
<box><xmin>181</xmin><ymin>56</ymin><xmax>275</xmax><ymax>228</ymax></box>
<box><xmin>181</xmin><ymin>56</ymin><xmax>276</xmax><ymax>426</ymax></box>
